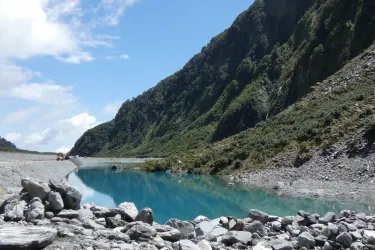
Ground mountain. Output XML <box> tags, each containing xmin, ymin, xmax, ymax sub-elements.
<box><xmin>0</xmin><ymin>137</ymin><xmax>17</xmax><ymax>151</ymax></box>
<box><xmin>72</xmin><ymin>0</ymin><xmax>375</xmax><ymax>172</ymax></box>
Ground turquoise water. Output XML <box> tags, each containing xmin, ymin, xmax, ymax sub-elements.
<box><xmin>67</xmin><ymin>167</ymin><xmax>375</xmax><ymax>223</ymax></box>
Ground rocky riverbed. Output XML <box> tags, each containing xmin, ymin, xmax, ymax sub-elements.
<box><xmin>1</xmin><ymin>178</ymin><xmax>375</xmax><ymax>250</ymax></box>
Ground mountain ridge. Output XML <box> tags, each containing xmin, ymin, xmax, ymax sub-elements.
<box><xmin>71</xmin><ymin>0</ymin><xmax>375</xmax><ymax>173</ymax></box>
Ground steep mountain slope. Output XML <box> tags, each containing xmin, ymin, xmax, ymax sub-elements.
<box><xmin>72</xmin><ymin>0</ymin><xmax>375</xmax><ymax>162</ymax></box>
<box><xmin>0</xmin><ymin>137</ymin><xmax>17</xmax><ymax>151</ymax></box>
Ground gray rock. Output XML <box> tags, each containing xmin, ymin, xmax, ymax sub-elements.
<box><xmin>44</xmin><ymin>211</ymin><xmax>54</xmax><ymax>219</ymax></box>
<box><xmin>49</xmin><ymin>179</ymin><xmax>67</xmax><ymax>196</ymax></box>
<box><xmin>63</xmin><ymin>187</ymin><xmax>82</xmax><ymax>210</ymax></box>
<box><xmin>82</xmin><ymin>218</ymin><xmax>105</xmax><ymax>230</ymax></box>
<box><xmin>322</xmin><ymin>223</ymin><xmax>338</xmax><ymax>239</ymax></box>
<box><xmin>271</xmin><ymin>221</ymin><xmax>282</xmax><ymax>232</ymax></box>
<box><xmin>350</xmin><ymin>231</ymin><xmax>362</xmax><ymax>240</ymax></box>
<box><xmin>154</xmin><ymin>224</ymin><xmax>181</xmax><ymax>242</ymax></box>
<box><xmin>126</xmin><ymin>224</ymin><xmax>157</xmax><ymax>241</ymax></box>
<box><xmin>340</xmin><ymin>210</ymin><xmax>351</xmax><ymax>218</ymax></box>
<box><xmin>337</xmin><ymin>223</ymin><xmax>348</xmax><ymax>234</ymax></box>
<box><xmin>0</xmin><ymin>225</ymin><xmax>57</xmax><ymax>249</ymax></box>
<box><xmin>194</xmin><ymin>216</ymin><xmax>209</xmax><ymax>224</ymax></box>
<box><xmin>281</xmin><ymin>216</ymin><xmax>294</xmax><ymax>227</ymax></box>
<box><xmin>26</xmin><ymin>197</ymin><xmax>44</xmax><ymax>221</ymax></box>
<box><xmin>336</xmin><ymin>232</ymin><xmax>352</xmax><ymax>247</ymax></box>
<box><xmin>135</xmin><ymin>208</ymin><xmax>154</xmax><ymax>225</ymax></box>
<box><xmin>244</xmin><ymin>221</ymin><xmax>267</xmax><ymax>237</ymax></box>
<box><xmin>286</xmin><ymin>225</ymin><xmax>300</xmax><ymax>237</ymax></box>
<box><xmin>210</xmin><ymin>226</ymin><xmax>228</xmax><ymax>237</ymax></box>
<box><xmin>350</xmin><ymin>242</ymin><xmax>365</xmax><ymax>250</ymax></box>
<box><xmin>26</xmin><ymin>179</ymin><xmax>51</xmax><ymax>200</ymax></box>
<box><xmin>3</xmin><ymin>201</ymin><xmax>26</xmax><ymax>222</ymax></box>
<box><xmin>167</xmin><ymin>219</ymin><xmax>196</xmax><ymax>239</ymax></box>
<box><xmin>249</xmin><ymin>209</ymin><xmax>269</xmax><ymax>224</ymax></box>
<box><xmin>176</xmin><ymin>240</ymin><xmax>200</xmax><ymax>250</ymax></box>
<box><xmin>322</xmin><ymin>242</ymin><xmax>333</xmax><ymax>250</ymax></box>
<box><xmin>77</xmin><ymin>208</ymin><xmax>94</xmax><ymax>221</ymax></box>
<box><xmin>353</xmin><ymin>219</ymin><xmax>367</xmax><ymax>229</ymax></box>
<box><xmin>57</xmin><ymin>209</ymin><xmax>79</xmax><ymax>219</ymax></box>
<box><xmin>221</xmin><ymin>231</ymin><xmax>252</xmax><ymax>245</ymax></box>
<box><xmin>48</xmin><ymin>191</ymin><xmax>64</xmax><ymax>211</ymax></box>
<box><xmin>269</xmin><ymin>238</ymin><xmax>293</xmax><ymax>250</ymax></box>
<box><xmin>117</xmin><ymin>202</ymin><xmax>138</xmax><ymax>221</ymax></box>
<box><xmin>21</xmin><ymin>177</ymin><xmax>31</xmax><ymax>188</ymax></box>
<box><xmin>314</xmin><ymin>235</ymin><xmax>327</xmax><ymax>246</ymax></box>
<box><xmin>298</xmin><ymin>210</ymin><xmax>310</xmax><ymax>218</ymax></box>
<box><xmin>106</xmin><ymin>216</ymin><xmax>127</xmax><ymax>229</ymax></box>
<box><xmin>197</xmin><ymin>239</ymin><xmax>212</xmax><ymax>250</ymax></box>
<box><xmin>298</xmin><ymin>232</ymin><xmax>315</xmax><ymax>249</ymax></box>
<box><xmin>229</xmin><ymin>219</ymin><xmax>243</xmax><ymax>231</ymax></box>
<box><xmin>195</xmin><ymin>221</ymin><xmax>215</xmax><ymax>237</ymax></box>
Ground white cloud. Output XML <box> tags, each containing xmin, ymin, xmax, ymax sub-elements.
<box><xmin>100</xmin><ymin>0</ymin><xmax>138</xmax><ymax>25</ymax></box>
<box><xmin>120</xmin><ymin>54</ymin><xmax>130</xmax><ymax>60</ymax></box>
<box><xmin>0</xmin><ymin>63</ymin><xmax>33</xmax><ymax>92</ymax></box>
<box><xmin>56</xmin><ymin>52</ymin><xmax>95</xmax><ymax>64</ymax></box>
<box><xmin>102</xmin><ymin>101</ymin><xmax>123</xmax><ymax>116</ymax></box>
<box><xmin>1</xmin><ymin>107</ymin><xmax>39</xmax><ymax>125</ymax></box>
<box><xmin>104</xmin><ymin>56</ymin><xmax>116</xmax><ymax>61</ymax></box>
<box><xmin>4</xmin><ymin>133</ymin><xmax>22</xmax><ymax>143</ymax></box>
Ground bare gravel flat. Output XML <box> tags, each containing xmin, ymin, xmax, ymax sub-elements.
<box><xmin>0</xmin><ymin>152</ymin><xmax>76</xmax><ymax>203</ymax></box>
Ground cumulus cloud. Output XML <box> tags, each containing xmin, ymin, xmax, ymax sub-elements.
<box><xmin>102</xmin><ymin>101</ymin><xmax>123</xmax><ymax>116</ymax></box>
<box><xmin>120</xmin><ymin>54</ymin><xmax>130</xmax><ymax>60</ymax></box>
<box><xmin>100</xmin><ymin>0</ymin><xmax>138</xmax><ymax>25</ymax></box>
<box><xmin>1</xmin><ymin>107</ymin><xmax>40</xmax><ymax>125</ymax></box>
<box><xmin>4</xmin><ymin>133</ymin><xmax>22</xmax><ymax>143</ymax></box>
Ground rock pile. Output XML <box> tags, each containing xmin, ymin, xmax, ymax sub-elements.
<box><xmin>1</xmin><ymin>179</ymin><xmax>375</xmax><ymax>249</ymax></box>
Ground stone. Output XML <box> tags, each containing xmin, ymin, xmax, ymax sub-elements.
<box><xmin>117</xmin><ymin>202</ymin><xmax>138</xmax><ymax>221</ymax></box>
<box><xmin>221</xmin><ymin>231</ymin><xmax>252</xmax><ymax>245</ymax></box>
<box><xmin>154</xmin><ymin>224</ymin><xmax>181</xmax><ymax>242</ymax></box>
<box><xmin>244</xmin><ymin>221</ymin><xmax>267</xmax><ymax>237</ymax></box>
<box><xmin>0</xmin><ymin>225</ymin><xmax>57</xmax><ymax>249</ymax></box>
<box><xmin>337</xmin><ymin>223</ymin><xmax>348</xmax><ymax>234</ymax></box>
<box><xmin>106</xmin><ymin>217</ymin><xmax>127</xmax><ymax>229</ymax></box>
<box><xmin>353</xmin><ymin>219</ymin><xmax>367</xmax><ymax>229</ymax></box>
<box><xmin>322</xmin><ymin>223</ymin><xmax>338</xmax><ymax>239</ymax></box>
<box><xmin>167</xmin><ymin>219</ymin><xmax>196</xmax><ymax>239</ymax></box>
<box><xmin>176</xmin><ymin>240</ymin><xmax>200</xmax><ymax>250</ymax></box>
<box><xmin>229</xmin><ymin>219</ymin><xmax>244</xmax><ymax>231</ymax></box>
<box><xmin>49</xmin><ymin>180</ymin><xmax>67</xmax><ymax>196</ymax></box>
<box><xmin>281</xmin><ymin>216</ymin><xmax>293</xmax><ymax>227</ymax></box>
<box><xmin>271</xmin><ymin>221</ymin><xmax>282</xmax><ymax>232</ymax></box>
<box><xmin>350</xmin><ymin>242</ymin><xmax>365</xmax><ymax>250</ymax></box>
<box><xmin>269</xmin><ymin>238</ymin><xmax>293</xmax><ymax>250</ymax></box>
<box><xmin>57</xmin><ymin>209</ymin><xmax>79</xmax><ymax>219</ymax></box>
<box><xmin>340</xmin><ymin>210</ymin><xmax>351</xmax><ymax>218</ymax></box>
<box><xmin>26</xmin><ymin>179</ymin><xmax>51</xmax><ymax>200</ymax></box>
<box><xmin>314</xmin><ymin>235</ymin><xmax>327</xmax><ymax>246</ymax></box>
<box><xmin>210</xmin><ymin>226</ymin><xmax>228</xmax><ymax>237</ymax></box>
<box><xmin>3</xmin><ymin>201</ymin><xmax>26</xmax><ymax>222</ymax></box>
<box><xmin>82</xmin><ymin>218</ymin><xmax>105</xmax><ymax>230</ymax></box>
<box><xmin>249</xmin><ymin>209</ymin><xmax>269</xmax><ymax>224</ymax></box>
<box><xmin>336</xmin><ymin>232</ymin><xmax>352</xmax><ymax>247</ymax></box>
<box><xmin>21</xmin><ymin>177</ymin><xmax>30</xmax><ymax>188</ymax></box>
<box><xmin>286</xmin><ymin>225</ymin><xmax>300</xmax><ymax>237</ymax></box>
<box><xmin>135</xmin><ymin>208</ymin><xmax>154</xmax><ymax>225</ymax></box>
<box><xmin>195</xmin><ymin>221</ymin><xmax>215</xmax><ymax>237</ymax></box>
<box><xmin>63</xmin><ymin>187</ymin><xmax>82</xmax><ymax>210</ymax></box>
<box><xmin>26</xmin><ymin>197</ymin><xmax>44</xmax><ymax>221</ymax></box>
<box><xmin>78</xmin><ymin>208</ymin><xmax>94</xmax><ymax>221</ymax></box>
<box><xmin>253</xmin><ymin>241</ymin><xmax>272</xmax><ymax>250</ymax></box>
<box><xmin>126</xmin><ymin>224</ymin><xmax>157</xmax><ymax>241</ymax></box>
<box><xmin>319</xmin><ymin>212</ymin><xmax>335</xmax><ymax>225</ymax></box>
<box><xmin>48</xmin><ymin>191</ymin><xmax>64</xmax><ymax>211</ymax></box>
<box><xmin>197</xmin><ymin>239</ymin><xmax>212</xmax><ymax>250</ymax></box>
<box><xmin>44</xmin><ymin>212</ymin><xmax>54</xmax><ymax>219</ymax></box>
<box><xmin>298</xmin><ymin>210</ymin><xmax>311</xmax><ymax>218</ymax></box>
<box><xmin>298</xmin><ymin>232</ymin><xmax>315</xmax><ymax>249</ymax></box>
<box><xmin>350</xmin><ymin>231</ymin><xmax>362</xmax><ymax>240</ymax></box>
<box><xmin>322</xmin><ymin>242</ymin><xmax>333</xmax><ymax>250</ymax></box>
<box><xmin>194</xmin><ymin>216</ymin><xmax>209</xmax><ymax>224</ymax></box>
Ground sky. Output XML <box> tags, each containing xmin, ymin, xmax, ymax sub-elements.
<box><xmin>0</xmin><ymin>0</ymin><xmax>253</xmax><ymax>153</ymax></box>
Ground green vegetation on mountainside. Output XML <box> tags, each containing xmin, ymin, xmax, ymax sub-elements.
<box><xmin>0</xmin><ymin>137</ymin><xmax>17</xmax><ymax>151</ymax></box>
<box><xmin>72</xmin><ymin>0</ymin><xmax>375</xmax><ymax>173</ymax></box>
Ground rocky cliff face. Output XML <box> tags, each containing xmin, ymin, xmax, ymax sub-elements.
<box><xmin>71</xmin><ymin>0</ymin><xmax>375</xmax><ymax>164</ymax></box>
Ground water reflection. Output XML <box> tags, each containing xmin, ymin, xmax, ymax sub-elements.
<box><xmin>67</xmin><ymin>167</ymin><xmax>374</xmax><ymax>223</ymax></box>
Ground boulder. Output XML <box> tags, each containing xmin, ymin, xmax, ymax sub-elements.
<box><xmin>49</xmin><ymin>180</ymin><xmax>67</xmax><ymax>196</ymax></box>
<box><xmin>319</xmin><ymin>212</ymin><xmax>336</xmax><ymax>224</ymax></box>
<box><xmin>82</xmin><ymin>218</ymin><xmax>105</xmax><ymax>230</ymax></box>
<box><xmin>77</xmin><ymin>208</ymin><xmax>94</xmax><ymax>221</ymax></box>
<box><xmin>26</xmin><ymin>180</ymin><xmax>51</xmax><ymax>200</ymax></box>
<box><xmin>57</xmin><ymin>209</ymin><xmax>79</xmax><ymax>219</ymax></box>
<box><xmin>336</xmin><ymin>232</ymin><xmax>352</xmax><ymax>247</ymax></box>
<box><xmin>221</xmin><ymin>231</ymin><xmax>252</xmax><ymax>245</ymax></box>
<box><xmin>0</xmin><ymin>225</ymin><xmax>57</xmax><ymax>249</ymax></box>
<box><xmin>135</xmin><ymin>207</ymin><xmax>154</xmax><ymax>225</ymax></box>
<box><xmin>271</xmin><ymin>221</ymin><xmax>282</xmax><ymax>232</ymax></box>
<box><xmin>197</xmin><ymin>239</ymin><xmax>212</xmax><ymax>250</ymax></box>
<box><xmin>322</xmin><ymin>223</ymin><xmax>339</xmax><ymax>239</ymax></box>
<box><xmin>175</xmin><ymin>240</ymin><xmax>201</xmax><ymax>250</ymax></box>
<box><xmin>195</xmin><ymin>221</ymin><xmax>215</xmax><ymax>237</ymax></box>
<box><xmin>269</xmin><ymin>239</ymin><xmax>293</xmax><ymax>250</ymax></box>
<box><xmin>44</xmin><ymin>212</ymin><xmax>54</xmax><ymax>219</ymax></box>
<box><xmin>298</xmin><ymin>232</ymin><xmax>315</xmax><ymax>249</ymax></box>
<box><xmin>229</xmin><ymin>219</ymin><xmax>244</xmax><ymax>231</ymax></box>
<box><xmin>26</xmin><ymin>197</ymin><xmax>44</xmax><ymax>221</ymax></box>
<box><xmin>125</xmin><ymin>223</ymin><xmax>157</xmax><ymax>241</ymax></box>
<box><xmin>21</xmin><ymin>177</ymin><xmax>31</xmax><ymax>188</ymax></box>
<box><xmin>244</xmin><ymin>221</ymin><xmax>267</xmax><ymax>237</ymax></box>
<box><xmin>48</xmin><ymin>192</ymin><xmax>64</xmax><ymax>211</ymax></box>
<box><xmin>350</xmin><ymin>242</ymin><xmax>365</xmax><ymax>250</ymax></box>
<box><xmin>63</xmin><ymin>187</ymin><xmax>82</xmax><ymax>210</ymax></box>
<box><xmin>106</xmin><ymin>216</ymin><xmax>127</xmax><ymax>229</ymax></box>
<box><xmin>153</xmin><ymin>224</ymin><xmax>181</xmax><ymax>242</ymax></box>
<box><xmin>117</xmin><ymin>202</ymin><xmax>138</xmax><ymax>221</ymax></box>
<box><xmin>167</xmin><ymin>219</ymin><xmax>196</xmax><ymax>239</ymax></box>
<box><xmin>210</xmin><ymin>226</ymin><xmax>228</xmax><ymax>237</ymax></box>
<box><xmin>194</xmin><ymin>215</ymin><xmax>209</xmax><ymax>224</ymax></box>
<box><xmin>281</xmin><ymin>216</ymin><xmax>294</xmax><ymax>227</ymax></box>
<box><xmin>249</xmin><ymin>209</ymin><xmax>269</xmax><ymax>224</ymax></box>
<box><xmin>3</xmin><ymin>201</ymin><xmax>26</xmax><ymax>222</ymax></box>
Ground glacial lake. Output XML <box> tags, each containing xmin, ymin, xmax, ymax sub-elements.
<box><xmin>67</xmin><ymin>166</ymin><xmax>375</xmax><ymax>223</ymax></box>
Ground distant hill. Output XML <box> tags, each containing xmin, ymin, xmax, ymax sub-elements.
<box><xmin>71</xmin><ymin>0</ymin><xmax>375</xmax><ymax>173</ymax></box>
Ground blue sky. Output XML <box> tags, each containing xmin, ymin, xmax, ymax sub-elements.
<box><xmin>0</xmin><ymin>0</ymin><xmax>252</xmax><ymax>153</ymax></box>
